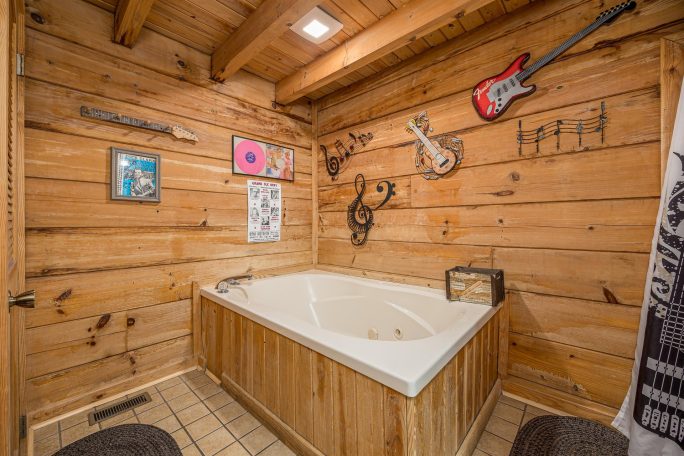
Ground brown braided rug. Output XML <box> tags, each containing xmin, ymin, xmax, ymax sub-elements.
<box><xmin>54</xmin><ymin>424</ymin><xmax>181</xmax><ymax>456</ymax></box>
<box><xmin>510</xmin><ymin>415</ymin><xmax>628</xmax><ymax>456</ymax></box>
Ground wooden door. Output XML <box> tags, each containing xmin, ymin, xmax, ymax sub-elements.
<box><xmin>1</xmin><ymin>0</ymin><xmax>26</xmax><ymax>454</ymax></box>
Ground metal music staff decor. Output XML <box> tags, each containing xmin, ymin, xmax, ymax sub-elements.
<box><xmin>80</xmin><ymin>106</ymin><xmax>199</xmax><ymax>142</ymax></box>
<box><xmin>347</xmin><ymin>174</ymin><xmax>395</xmax><ymax>246</ymax></box>
<box><xmin>516</xmin><ymin>101</ymin><xmax>607</xmax><ymax>155</ymax></box>
<box><xmin>406</xmin><ymin>111</ymin><xmax>463</xmax><ymax>180</ymax></box>
<box><xmin>321</xmin><ymin>131</ymin><xmax>374</xmax><ymax>180</ymax></box>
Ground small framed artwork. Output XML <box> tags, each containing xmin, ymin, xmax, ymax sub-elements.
<box><xmin>111</xmin><ymin>147</ymin><xmax>161</xmax><ymax>202</ymax></box>
<box><xmin>232</xmin><ymin>135</ymin><xmax>294</xmax><ymax>182</ymax></box>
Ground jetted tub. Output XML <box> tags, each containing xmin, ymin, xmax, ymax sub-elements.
<box><xmin>200</xmin><ymin>270</ymin><xmax>503</xmax><ymax>455</ymax></box>
<box><xmin>200</xmin><ymin>270</ymin><xmax>498</xmax><ymax>397</ymax></box>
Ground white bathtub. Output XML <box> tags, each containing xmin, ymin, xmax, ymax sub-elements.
<box><xmin>201</xmin><ymin>270</ymin><xmax>499</xmax><ymax>397</ymax></box>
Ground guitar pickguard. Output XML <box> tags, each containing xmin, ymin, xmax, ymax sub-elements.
<box><xmin>472</xmin><ymin>54</ymin><xmax>535</xmax><ymax>121</ymax></box>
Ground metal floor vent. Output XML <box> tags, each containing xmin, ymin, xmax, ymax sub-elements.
<box><xmin>88</xmin><ymin>392</ymin><xmax>151</xmax><ymax>426</ymax></box>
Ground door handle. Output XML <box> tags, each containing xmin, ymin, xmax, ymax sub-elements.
<box><xmin>8</xmin><ymin>290</ymin><xmax>36</xmax><ymax>309</ymax></box>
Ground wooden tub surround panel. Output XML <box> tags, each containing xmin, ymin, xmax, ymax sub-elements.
<box><xmin>200</xmin><ymin>295</ymin><xmax>502</xmax><ymax>456</ymax></box>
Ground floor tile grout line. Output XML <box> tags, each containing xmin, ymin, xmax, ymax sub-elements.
<box><xmin>249</xmin><ymin>427</ymin><xmax>281</xmax><ymax>456</ymax></box>
<box><xmin>492</xmin><ymin>413</ymin><xmax>522</xmax><ymax>427</ymax></box>
<box><xmin>255</xmin><ymin>438</ymin><xmax>279</xmax><ymax>456</ymax></box>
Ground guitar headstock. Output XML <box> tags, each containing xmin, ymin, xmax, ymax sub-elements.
<box><xmin>406</xmin><ymin>111</ymin><xmax>430</xmax><ymax>133</ymax></box>
<box><xmin>596</xmin><ymin>1</ymin><xmax>636</xmax><ymax>24</ymax></box>
<box><xmin>171</xmin><ymin>125</ymin><xmax>199</xmax><ymax>142</ymax></box>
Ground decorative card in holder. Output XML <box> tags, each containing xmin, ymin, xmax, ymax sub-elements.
<box><xmin>445</xmin><ymin>267</ymin><xmax>504</xmax><ymax>306</ymax></box>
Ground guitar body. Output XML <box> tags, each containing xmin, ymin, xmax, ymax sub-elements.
<box><xmin>406</xmin><ymin>115</ymin><xmax>459</xmax><ymax>176</ymax></box>
<box><xmin>472</xmin><ymin>53</ymin><xmax>536</xmax><ymax>121</ymax></box>
<box><xmin>421</xmin><ymin>141</ymin><xmax>457</xmax><ymax>175</ymax></box>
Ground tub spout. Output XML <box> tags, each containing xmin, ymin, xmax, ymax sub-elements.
<box><xmin>216</xmin><ymin>274</ymin><xmax>253</xmax><ymax>293</ymax></box>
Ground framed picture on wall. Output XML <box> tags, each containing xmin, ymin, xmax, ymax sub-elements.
<box><xmin>111</xmin><ymin>147</ymin><xmax>161</xmax><ymax>202</ymax></box>
<box><xmin>232</xmin><ymin>135</ymin><xmax>294</xmax><ymax>182</ymax></box>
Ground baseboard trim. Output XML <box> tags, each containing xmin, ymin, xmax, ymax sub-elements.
<box><xmin>502</xmin><ymin>376</ymin><xmax>618</xmax><ymax>426</ymax></box>
<box><xmin>502</xmin><ymin>391</ymin><xmax>570</xmax><ymax>417</ymax></box>
<box><xmin>456</xmin><ymin>379</ymin><xmax>502</xmax><ymax>456</ymax></box>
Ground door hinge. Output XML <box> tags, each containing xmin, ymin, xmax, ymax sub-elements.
<box><xmin>16</xmin><ymin>53</ymin><xmax>24</xmax><ymax>76</ymax></box>
<box><xmin>19</xmin><ymin>415</ymin><xmax>26</xmax><ymax>439</ymax></box>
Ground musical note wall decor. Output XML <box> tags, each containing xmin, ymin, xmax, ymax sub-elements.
<box><xmin>347</xmin><ymin>174</ymin><xmax>395</xmax><ymax>246</ymax></box>
<box><xmin>516</xmin><ymin>101</ymin><xmax>607</xmax><ymax>155</ymax></box>
<box><xmin>321</xmin><ymin>131</ymin><xmax>374</xmax><ymax>180</ymax></box>
<box><xmin>406</xmin><ymin>112</ymin><xmax>463</xmax><ymax>180</ymax></box>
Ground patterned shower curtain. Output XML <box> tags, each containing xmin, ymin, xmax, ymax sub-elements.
<box><xmin>613</xmin><ymin>80</ymin><xmax>684</xmax><ymax>455</ymax></box>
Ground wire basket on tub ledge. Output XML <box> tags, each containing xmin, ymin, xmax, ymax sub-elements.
<box><xmin>445</xmin><ymin>266</ymin><xmax>505</xmax><ymax>306</ymax></box>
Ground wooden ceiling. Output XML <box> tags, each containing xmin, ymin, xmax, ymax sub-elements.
<box><xmin>87</xmin><ymin>0</ymin><xmax>532</xmax><ymax>101</ymax></box>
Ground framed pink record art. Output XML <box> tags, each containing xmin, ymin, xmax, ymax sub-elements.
<box><xmin>232</xmin><ymin>135</ymin><xmax>295</xmax><ymax>182</ymax></box>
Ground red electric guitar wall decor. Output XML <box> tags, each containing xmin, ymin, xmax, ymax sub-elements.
<box><xmin>472</xmin><ymin>1</ymin><xmax>636</xmax><ymax>121</ymax></box>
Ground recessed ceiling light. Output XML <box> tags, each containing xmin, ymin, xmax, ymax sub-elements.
<box><xmin>302</xmin><ymin>19</ymin><xmax>329</xmax><ymax>39</ymax></box>
<box><xmin>290</xmin><ymin>7</ymin><xmax>343</xmax><ymax>44</ymax></box>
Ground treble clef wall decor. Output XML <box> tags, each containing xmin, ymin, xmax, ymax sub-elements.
<box><xmin>347</xmin><ymin>174</ymin><xmax>395</xmax><ymax>246</ymax></box>
<box><xmin>321</xmin><ymin>131</ymin><xmax>374</xmax><ymax>180</ymax></box>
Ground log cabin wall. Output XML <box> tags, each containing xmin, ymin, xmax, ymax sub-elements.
<box><xmin>22</xmin><ymin>0</ymin><xmax>313</xmax><ymax>423</ymax></box>
<box><xmin>315</xmin><ymin>0</ymin><xmax>684</xmax><ymax>425</ymax></box>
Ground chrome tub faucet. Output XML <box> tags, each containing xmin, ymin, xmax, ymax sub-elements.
<box><xmin>216</xmin><ymin>274</ymin><xmax>253</xmax><ymax>293</ymax></box>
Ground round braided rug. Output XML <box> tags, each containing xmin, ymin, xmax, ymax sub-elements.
<box><xmin>510</xmin><ymin>415</ymin><xmax>628</xmax><ymax>456</ymax></box>
<box><xmin>54</xmin><ymin>424</ymin><xmax>182</xmax><ymax>456</ymax></box>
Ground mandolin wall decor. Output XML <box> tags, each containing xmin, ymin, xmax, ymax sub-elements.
<box><xmin>406</xmin><ymin>111</ymin><xmax>463</xmax><ymax>180</ymax></box>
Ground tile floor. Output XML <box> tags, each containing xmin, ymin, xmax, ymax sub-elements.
<box><xmin>473</xmin><ymin>394</ymin><xmax>557</xmax><ymax>456</ymax></box>
<box><xmin>32</xmin><ymin>369</ymin><xmax>296</xmax><ymax>456</ymax></box>
<box><xmin>32</xmin><ymin>369</ymin><xmax>552</xmax><ymax>456</ymax></box>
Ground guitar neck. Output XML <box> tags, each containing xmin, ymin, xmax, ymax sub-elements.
<box><xmin>82</xmin><ymin>107</ymin><xmax>170</xmax><ymax>133</ymax></box>
<box><xmin>518</xmin><ymin>7</ymin><xmax>622</xmax><ymax>81</ymax></box>
<box><xmin>407</xmin><ymin>123</ymin><xmax>446</xmax><ymax>162</ymax></box>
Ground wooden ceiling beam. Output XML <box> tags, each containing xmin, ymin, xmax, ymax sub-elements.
<box><xmin>113</xmin><ymin>0</ymin><xmax>155</xmax><ymax>47</ymax></box>
<box><xmin>211</xmin><ymin>0</ymin><xmax>320</xmax><ymax>82</ymax></box>
<box><xmin>276</xmin><ymin>0</ymin><xmax>493</xmax><ymax>104</ymax></box>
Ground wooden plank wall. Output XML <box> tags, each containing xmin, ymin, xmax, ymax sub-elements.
<box><xmin>315</xmin><ymin>0</ymin><xmax>684</xmax><ymax>424</ymax></box>
<box><xmin>22</xmin><ymin>0</ymin><xmax>313</xmax><ymax>423</ymax></box>
<box><xmin>201</xmin><ymin>296</ymin><xmax>500</xmax><ymax>455</ymax></box>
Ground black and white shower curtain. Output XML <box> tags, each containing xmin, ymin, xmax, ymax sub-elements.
<box><xmin>614</xmin><ymin>81</ymin><xmax>684</xmax><ymax>455</ymax></box>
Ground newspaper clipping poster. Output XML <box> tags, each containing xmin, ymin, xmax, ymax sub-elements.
<box><xmin>248</xmin><ymin>180</ymin><xmax>281</xmax><ymax>243</ymax></box>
